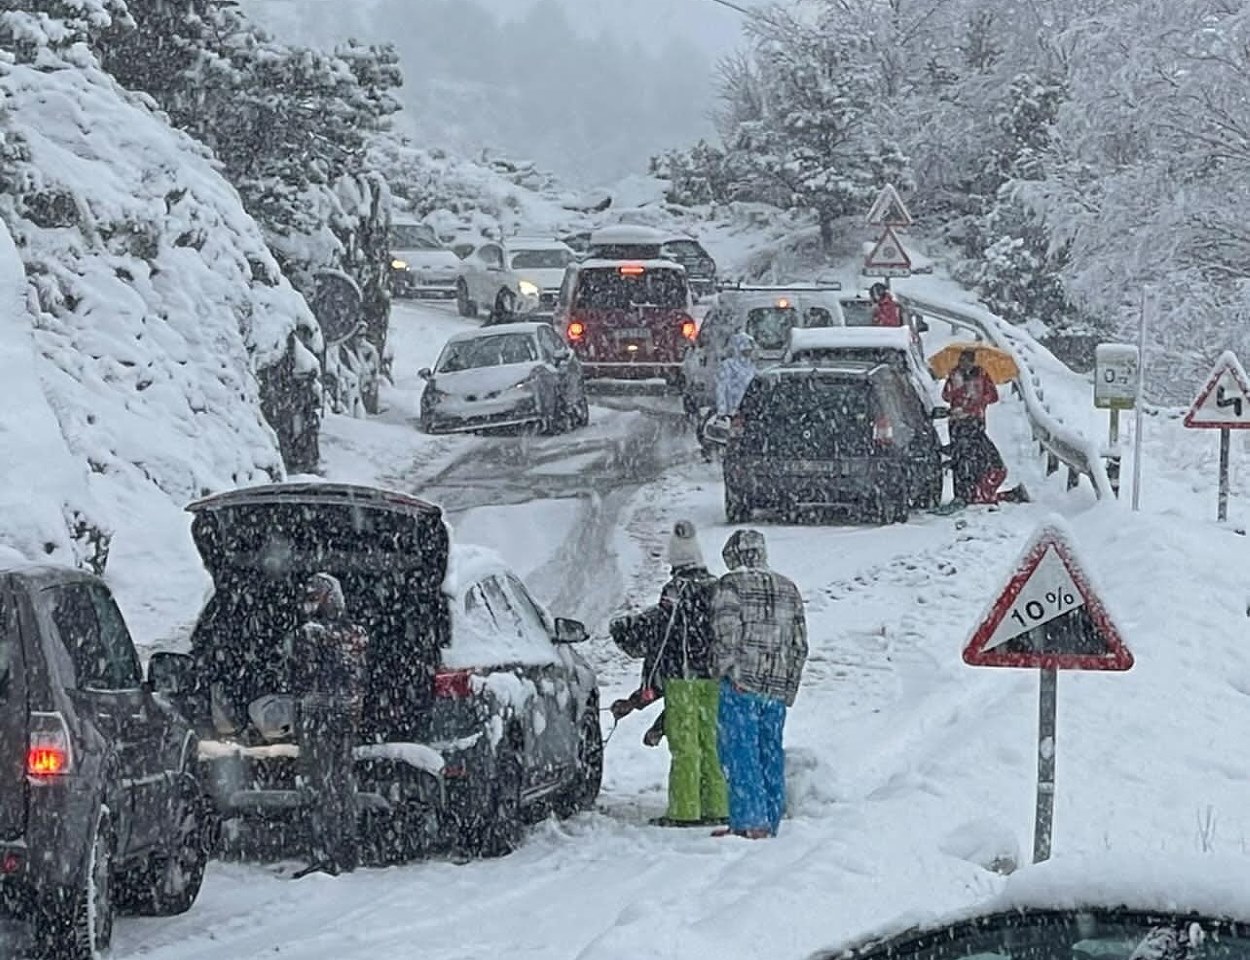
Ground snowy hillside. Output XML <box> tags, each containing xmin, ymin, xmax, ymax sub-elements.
<box><xmin>0</xmin><ymin>17</ymin><xmax>321</xmax><ymax>634</ymax></box>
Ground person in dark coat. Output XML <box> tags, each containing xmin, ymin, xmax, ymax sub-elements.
<box><xmin>291</xmin><ymin>572</ymin><xmax>369</xmax><ymax>877</ymax></box>
<box><xmin>941</xmin><ymin>350</ymin><xmax>1027</xmax><ymax>505</ymax></box>
<box><xmin>610</xmin><ymin>521</ymin><xmax>730</xmax><ymax>826</ymax></box>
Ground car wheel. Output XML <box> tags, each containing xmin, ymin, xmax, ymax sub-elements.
<box><xmin>117</xmin><ymin>769</ymin><xmax>208</xmax><ymax>917</ymax></box>
<box><xmin>725</xmin><ymin>485</ymin><xmax>751</xmax><ymax>524</ymax></box>
<box><xmin>555</xmin><ymin>701</ymin><xmax>604</xmax><ymax>817</ymax></box>
<box><xmin>36</xmin><ymin>805</ymin><xmax>115</xmax><ymax>960</ymax></box>
<box><xmin>573</xmin><ymin>390</ymin><xmax>591</xmax><ymax>428</ymax></box>
<box><xmin>472</xmin><ymin>749</ymin><xmax>524</xmax><ymax>858</ymax></box>
<box><xmin>456</xmin><ymin>280</ymin><xmax>477</xmax><ymax>318</ymax></box>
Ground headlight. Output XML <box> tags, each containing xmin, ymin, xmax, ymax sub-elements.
<box><xmin>518</xmin><ymin>279</ymin><xmax>540</xmax><ymax>298</ymax></box>
<box><xmin>391</xmin><ymin>258</ymin><xmax>409</xmax><ymax>270</ymax></box>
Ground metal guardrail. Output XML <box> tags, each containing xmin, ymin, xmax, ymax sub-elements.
<box><xmin>897</xmin><ymin>293</ymin><xmax>1114</xmax><ymax>500</ymax></box>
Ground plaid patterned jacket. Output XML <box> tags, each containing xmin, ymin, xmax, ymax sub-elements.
<box><xmin>710</xmin><ymin>567</ymin><xmax>808</xmax><ymax>706</ymax></box>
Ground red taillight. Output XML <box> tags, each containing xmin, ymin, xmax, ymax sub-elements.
<box><xmin>680</xmin><ymin>316</ymin><xmax>697</xmax><ymax>341</ymax></box>
<box><xmin>619</xmin><ymin>264</ymin><xmax>645</xmax><ymax>276</ymax></box>
<box><xmin>567</xmin><ymin>320</ymin><xmax>586</xmax><ymax>342</ymax></box>
<box><xmin>0</xmin><ymin>851</ymin><xmax>22</xmax><ymax>874</ymax></box>
<box><xmin>873</xmin><ymin>415</ymin><xmax>895</xmax><ymax>445</ymax></box>
<box><xmin>434</xmin><ymin>669</ymin><xmax>475</xmax><ymax>699</ymax></box>
<box><xmin>27</xmin><ymin>712</ymin><xmax>72</xmax><ymax>777</ymax></box>
<box><xmin>730</xmin><ymin>413</ymin><xmax>745</xmax><ymax>438</ymax></box>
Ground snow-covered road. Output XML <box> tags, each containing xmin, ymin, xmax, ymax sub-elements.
<box><xmin>96</xmin><ymin>297</ymin><xmax>1250</xmax><ymax>960</ymax></box>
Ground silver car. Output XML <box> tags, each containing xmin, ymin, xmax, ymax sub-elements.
<box><xmin>420</xmin><ymin>323</ymin><xmax>590</xmax><ymax>434</ymax></box>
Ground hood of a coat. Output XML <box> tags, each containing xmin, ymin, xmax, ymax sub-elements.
<box><xmin>722</xmin><ymin>529</ymin><xmax>768</xmax><ymax>571</ymax></box>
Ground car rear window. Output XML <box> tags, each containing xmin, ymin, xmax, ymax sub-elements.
<box><xmin>437</xmin><ymin>334</ymin><xmax>539</xmax><ymax>372</ymax></box>
<box><xmin>661</xmin><ymin>240</ymin><xmax>706</xmax><ymax>261</ymax></box>
<box><xmin>574</xmin><ymin>268</ymin><xmax>687</xmax><ymax>310</ymax></box>
<box><xmin>0</xmin><ymin>596</ymin><xmax>11</xmax><ymax>699</ymax></box>
<box><xmin>745</xmin><ymin>307</ymin><xmax>799</xmax><ymax>351</ymax></box>
<box><xmin>739</xmin><ymin>377</ymin><xmax>873</xmax><ymax>457</ymax></box>
<box><xmin>511</xmin><ymin>249</ymin><xmax>572</xmax><ymax>270</ymax></box>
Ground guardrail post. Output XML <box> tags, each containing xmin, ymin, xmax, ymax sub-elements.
<box><xmin>1067</xmin><ymin>466</ymin><xmax>1079</xmax><ymax>491</ymax></box>
<box><xmin>1046</xmin><ymin>452</ymin><xmax>1059</xmax><ymax>476</ymax></box>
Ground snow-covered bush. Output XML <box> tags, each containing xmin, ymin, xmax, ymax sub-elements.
<box><xmin>0</xmin><ymin>8</ymin><xmax>321</xmax><ymax>566</ymax></box>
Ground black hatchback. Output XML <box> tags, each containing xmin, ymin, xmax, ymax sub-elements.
<box><xmin>722</xmin><ymin>362</ymin><xmax>946</xmax><ymax>524</ymax></box>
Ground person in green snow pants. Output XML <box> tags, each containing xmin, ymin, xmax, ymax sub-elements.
<box><xmin>608</xmin><ymin>519</ymin><xmax>729</xmax><ymax>826</ymax></box>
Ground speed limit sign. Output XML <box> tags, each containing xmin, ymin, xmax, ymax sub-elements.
<box><xmin>1094</xmin><ymin>344</ymin><xmax>1139</xmax><ymax>410</ymax></box>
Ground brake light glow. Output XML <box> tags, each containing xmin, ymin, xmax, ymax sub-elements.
<box><xmin>776</xmin><ymin>297</ymin><xmax>791</xmax><ymax>309</ymax></box>
<box><xmin>0</xmin><ymin>851</ymin><xmax>22</xmax><ymax>874</ymax></box>
<box><xmin>434</xmin><ymin>669</ymin><xmax>475</xmax><ymax>699</ymax></box>
<box><xmin>27</xmin><ymin>712</ymin><xmax>72</xmax><ymax>778</ymax></box>
<box><xmin>680</xmin><ymin>317</ymin><xmax>698</xmax><ymax>341</ymax></box>
<box><xmin>873</xmin><ymin>416</ymin><xmax>895</xmax><ymax>444</ymax></box>
<box><xmin>567</xmin><ymin>320</ymin><xmax>586</xmax><ymax>341</ymax></box>
<box><xmin>619</xmin><ymin>264</ymin><xmax>645</xmax><ymax>276</ymax></box>
<box><xmin>730</xmin><ymin>413</ymin><xmax>745</xmax><ymax>438</ymax></box>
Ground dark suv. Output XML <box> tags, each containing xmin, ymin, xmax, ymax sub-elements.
<box><xmin>0</xmin><ymin>562</ymin><xmax>206</xmax><ymax>960</ymax></box>
<box><xmin>723</xmin><ymin>362</ymin><xmax>946</xmax><ymax>524</ymax></box>
<box><xmin>156</xmin><ymin>483</ymin><xmax>601</xmax><ymax>862</ymax></box>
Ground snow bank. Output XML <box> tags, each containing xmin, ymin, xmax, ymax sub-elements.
<box><xmin>0</xmin><ymin>217</ymin><xmax>100</xmax><ymax>569</ymax></box>
<box><xmin>0</xmin><ymin>29</ymin><xmax>321</xmax><ymax>636</ymax></box>
<box><xmin>354</xmin><ymin>742</ymin><xmax>444</xmax><ymax>775</ymax></box>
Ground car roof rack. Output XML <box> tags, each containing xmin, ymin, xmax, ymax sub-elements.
<box><xmin>716</xmin><ymin>281</ymin><xmax>843</xmax><ymax>292</ymax></box>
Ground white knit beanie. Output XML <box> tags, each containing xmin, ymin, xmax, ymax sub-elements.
<box><xmin>668</xmin><ymin>519</ymin><xmax>705</xmax><ymax>569</ymax></box>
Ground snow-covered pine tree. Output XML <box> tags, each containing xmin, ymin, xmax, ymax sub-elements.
<box><xmin>98</xmin><ymin>1</ymin><xmax>402</xmax><ymax>416</ymax></box>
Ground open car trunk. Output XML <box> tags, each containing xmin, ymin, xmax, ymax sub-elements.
<box><xmin>0</xmin><ymin>583</ymin><xmax>26</xmax><ymax>841</ymax></box>
<box><xmin>186</xmin><ymin>484</ymin><xmax>451</xmax><ymax>742</ymax></box>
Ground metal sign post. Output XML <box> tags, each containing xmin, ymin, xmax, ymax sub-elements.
<box><xmin>1182</xmin><ymin>351</ymin><xmax>1250</xmax><ymax>521</ymax></box>
<box><xmin>963</xmin><ymin>523</ymin><xmax>1133</xmax><ymax>864</ymax></box>
<box><xmin>1033</xmin><ymin>660</ymin><xmax>1058</xmax><ymax>863</ymax></box>
<box><xmin>1132</xmin><ymin>291</ymin><xmax>1150</xmax><ymax>511</ymax></box>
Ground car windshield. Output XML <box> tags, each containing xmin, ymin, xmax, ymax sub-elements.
<box><xmin>510</xmin><ymin>248</ymin><xmax>573</xmax><ymax>270</ymax></box>
<box><xmin>842</xmin><ymin>300</ymin><xmax>876</xmax><ymax>326</ymax></box>
<box><xmin>738</xmin><ymin>376</ymin><xmax>873</xmax><ymax>457</ymax></box>
<box><xmin>574</xmin><ymin>268</ymin><xmax>687</xmax><ymax>309</ymax></box>
<box><xmin>392</xmin><ymin>224</ymin><xmax>442</xmax><ymax>250</ymax></box>
<box><xmin>825</xmin><ymin>912</ymin><xmax>1250</xmax><ymax>960</ymax></box>
<box><xmin>745</xmin><ymin>306</ymin><xmax>800</xmax><ymax>351</ymax></box>
<box><xmin>437</xmin><ymin>333</ymin><xmax>539</xmax><ymax>371</ymax></box>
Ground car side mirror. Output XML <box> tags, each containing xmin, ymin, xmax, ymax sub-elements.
<box><xmin>148</xmin><ymin>651</ymin><xmax>196</xmax><ymax>697</ymax></box>
<box><xmin>554</xmin><ymin>617</ymin><xmax>589</xmax><ymax>644</ymax></box>
<box><xmin>911</xmin><ymin>312</ymin><xmax>930</xmax><ymax>333</ymax></box>
<box><xmin>930</xmin><ymin>406</ymin><xmax>951</xmax><ymax>420</ymax></box>
<box><xmin>419</xmin><ymin>367</ymin><xmax>433</xmax><ymax>381</ymax></box>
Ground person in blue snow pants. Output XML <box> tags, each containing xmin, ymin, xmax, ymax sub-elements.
<box><xmin>709</xmin><ymin>529</ymin><xmax>808</xmax><ymax>839</ymax></box>
<box><xmin>717</xmin><ymin>679</ymin><xmax>788</xmax><ymax>835</ymax></box>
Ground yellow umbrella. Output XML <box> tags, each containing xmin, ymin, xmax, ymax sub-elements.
<box><xmin>929</xmin><ymin>341</ymin><xmax>1019</xmax><ymax>384</ymax></box>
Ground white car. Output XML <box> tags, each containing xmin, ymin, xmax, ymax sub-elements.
<box><xmin>681</xmin><ymin>284</ymin><xmax>847</xmax><ymax>414</ymax></box>
<box><xmin>390</xmin><ymin>221</ymin><xmax>462</xmax><ymax>299</ymax></box>
<box><xmin>782</xmin><ymin>326</ymin><xmax>941</xmax><ymax>411</ymax></box>
<box><xmin>456</xmin><ymin>238</ymin><xmax>577</xmax><ymax>323</ymax></box>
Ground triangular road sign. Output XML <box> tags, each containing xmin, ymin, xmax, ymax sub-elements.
<box><xmin>862</xmin><ymin>226</ymin><xmax>912</xmax><ymax>274</ymax></box>
<box><xmin>866</xmin><ymin>184</ymin><xmax>913</xmax><ymax>227</ymax></box>
<box><xmin>1184</xmin><ymin>351</ymin><xmax>1250</xmax><ymax>429</ymax></box>
<box><xmin>963</xmin><ymin>522</ymin><xmax>1133</xmax><ymax>671</ymax></box>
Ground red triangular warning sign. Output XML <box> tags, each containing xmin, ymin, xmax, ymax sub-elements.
<box><xmin>866</xmin><ymin>184</ymin><xmax>913</xmax><ymax>227</ymax></box>
<box><xmin>1184</xmin><ymin>351</ymin><xmax>1250</xmax><ymax>429</ymax></box>
<box><xmin>863</xmin><ymin>226</ymin><xmax>911</xmax><ymax>272</ymax></box>
<box><xmin>963</xmin><ymin>523</ymin><xmax>1133</xmax><ymax>672</ymax></box>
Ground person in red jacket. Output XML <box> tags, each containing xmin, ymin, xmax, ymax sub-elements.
<box><xmin>942</xmin><ymin>350</ymin><xmax>1025</xmax><ymax>505</ymax></box>
<box><xmin>870</xmin><ymin>282</ymin><xmax>902</xmax><ymax>327</ymax></box>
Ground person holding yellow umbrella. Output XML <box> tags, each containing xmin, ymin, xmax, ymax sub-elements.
<box><xmin>934</xmin><ymin>346</ymin><xmax>1028</xmax><ymax>507</ymax></box>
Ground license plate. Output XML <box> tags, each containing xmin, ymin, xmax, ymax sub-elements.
<box><xmin>786</xmin><ymin>461</ymin><xmax>839</xmax><ymax>476</ymax></box>
<box><xmin>614</xmin><ymin>327</ymin><xmax>650</xmax><ymax>339</ymax></box>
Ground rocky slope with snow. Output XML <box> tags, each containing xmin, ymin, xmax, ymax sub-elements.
<box><xmin>0</xmin><ymin>15</ymin><xmax>319</xmax><ymax>616</ymax></box>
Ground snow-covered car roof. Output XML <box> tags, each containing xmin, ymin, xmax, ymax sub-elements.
<box><xmin>574</xmin><ymin>258</ymin><xmax>686</xmax><ymax>273</ymax></box>
<box><xmin>814</xmin><ymin>853</ymin><xmax>1250</xmax><ymax>960</ymax></box>
<box><xmin>505</xmin><ymin>237</ymin><xmax>574</xmax><ymax>251</ymax></box>
<box><xmin>186</xmin><ymin>481</ymin><xmax>440</xmax><ymax>517</ymax></box>
<box><xmin>787</xmin><ymin>326</ymin><xmax>915</xmax><ymax>354</ymax></box>
<box><xmin>717</xmin><ymin>288</ymin><xmax>847</xmax><ymax>312</ymax></box>
<box><xmin>442</xmin><ymin>322</ymin><xmax>549</xmax><ymax>344</ymax></box>
<box><xmin>442</xmin><ymin>543</ymin><xmax>512</xmax><ymax>600</ymax></box>
<box><xmin>588</xmin><ymin>224</ymin><xmax>667</xmax><ymax>244</ymax></box>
